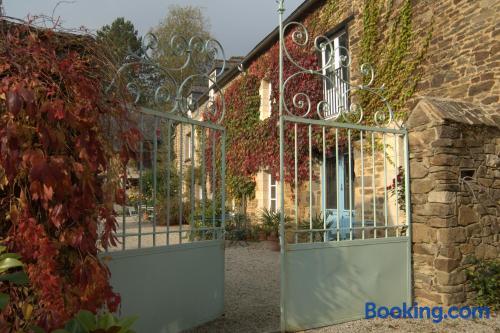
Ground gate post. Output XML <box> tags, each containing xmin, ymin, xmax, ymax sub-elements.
<box><xmin>277</xmin><ymin>1</ymin><xmax>286</xmax><ymax>332</ymax></box>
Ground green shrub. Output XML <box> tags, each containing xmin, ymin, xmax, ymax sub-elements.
<box><xmin>466</xmin><ymin>259</ymin><xmax>500</xmax><ymax>310</ymax></box>
<box><xmin>259</xmin><ymin>208</ymin><xmax>291</xmax><ymax>237</ymax></box>
<box><xmin>0</xmin><ymin>245</ymin><xmax>29</xmax><ymax>311</ymax></box>
<box><xmin>298</xmin><ymin>214</ymin><xmax>333</xmax><ymax>242</ymax></box>
<box><xmin>226</xmin><ymin>213</ymin><xmax>252</xmax><ymax>242</ymax></box>
<box><xmin>49</xmin><ymin>310</ymin><xmax>137</xmax><ymax>333</ymax></box>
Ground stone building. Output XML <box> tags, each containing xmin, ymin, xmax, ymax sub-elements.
<box><xmin>189</xmin><ymin>0</ymin><xmax>499</xmax><ymax>307</ymax></box>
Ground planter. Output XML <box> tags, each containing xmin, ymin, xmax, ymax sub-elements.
<box><xmin>258</xmin><ymin>231</ymin><xmax>267</xmax><ymax>241</ymax></box>
<box><xmin>266</xmin><ymin>239</ymin><xmax>280</xmax><ymax>251</ymax></box>
<box><xmin>267</xmin><ymin>233</ymin><xmax>278</xmax><ymax>242</ymax></box>
<box><xmin>266</xmin><ymin>233</ymin><xmax>280</xmax><ymax>251</ymax></box>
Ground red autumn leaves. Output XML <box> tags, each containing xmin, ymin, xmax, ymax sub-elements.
<box><xmin>0</xmin><ymin>23</ymin><xmax>137</xmax><ymax>330</ymax></box>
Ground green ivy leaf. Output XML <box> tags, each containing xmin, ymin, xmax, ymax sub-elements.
<box><xmin>30</xmin><ymin>325</ymin><xmax>46</xmax><ymax>333</ymax></box>
<box><xmin>117</xmin><ymin>316</ymin><xmax>138</xmax><ymax>333</ymax></box>
<box><xmin>106</xmin><ymin>327</ymin><xmax>121</xmax><ymax>333</ymax></box>
<box><xmin>97</xmin><ymin>313</ymin><xmax>115</xmax><ymax>329</ymax></box>
<box><xmin>64</xmin><ymin>319</ymin><xmax>85</xmax><ymax>333</ymax></box>
<box><xmin>0</xmin><ymin>257</ymin><xmax>23</xmax><ymax>273</ymax></box>
<box><xmin>0</xmin><ymin>253</ymin><xmax>21</xmax><ymax>261</ymax></box>
<box><xmin>76</xmin><ymin>310</ymin><xmax>97</xmax><ymax>331</ymax></box>
<box><xmin>0</xmin><ymin>293</ymin><xmax>10</xmax><ymax>310</ymax></box>
<box><xmin>0</xmin><ymin>271</ymin><xmax>30</xmax><ymax>285</ymax></box>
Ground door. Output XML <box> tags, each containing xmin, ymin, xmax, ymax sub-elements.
<box><xmin>325</xmin><ymin>154</ymin><xmax>354</xmax><ymax>240</ymax></box>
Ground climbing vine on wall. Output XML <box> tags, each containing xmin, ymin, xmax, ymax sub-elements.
<box><xmin>210</xmin><ymin>0</ymin><xmax>432</xmax><ymax>201</ymax></box>
<box><xmin>0</xmin><ymin>22</ymin><xmax>138</xmax><ymax>330</ymax></box>
<box><xmin>360</xmin><ymin>0</ymin><xmax>433</xmax><ymax>122</ymax></box>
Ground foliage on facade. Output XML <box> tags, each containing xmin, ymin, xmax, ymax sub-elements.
<box><xmin>211</xmin><ymin>0</ymin><xmax>431</xmax><ymax>202</ymax></box>
<box><xmin>206</xmin><ymin>39</ymin><xmax>328</xmax><ymax>207</ymax></box>
<box><xmin>359</xmin><ymin>0</ymin><xmax>433</xmax><ymax>121</ymax></box>
<box><xmin>0</xmin><ymin>22</ymin><xmax>139</xmax><ymax>330</ymax></box>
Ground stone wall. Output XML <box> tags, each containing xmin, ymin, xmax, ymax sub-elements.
<box><xmin>413</xmin><ymin>0</ymin><xmax>499</xmax><ymax>107</ymax></box>
<box><xmin>407</xmin><ymin>97</ymin><xmax>499</xmax><ymax>306</ymax></box>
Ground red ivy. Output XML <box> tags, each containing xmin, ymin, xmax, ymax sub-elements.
<box><xmin>0</xmin><ymin>23</ymin><xmax>137</xmax><ymax>330</ymax></box>
<box><xmin>206</xmin><ymin>36</ymin><xmax>345</xmax><ymax>191</ymax></box>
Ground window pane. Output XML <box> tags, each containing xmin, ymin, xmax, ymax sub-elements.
<box><xmin>270</xmin><ymin>199</ymin><xmax>276</xmax><ymax>212</ymax></box>
<box><xmin>344</xmin><ymin>154</ymin><xmax>354</xmax><ymax>210</ymax></box>
<box><xmin>326</xmin><ymin>157</ymin><xmax>337</xmax><ymax>209</ymax></box>
<box><xmin>270</xmin><ymin>186</ymin><xmax>276</xmax><ymax>198</ymax></box>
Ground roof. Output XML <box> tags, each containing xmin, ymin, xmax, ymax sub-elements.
<box><xmin>197</xmin><ymin>0</ymin><xmax>324</xmax><ymax>105</ymax></box>
<box><xmin>407</xmin><ymin>97</ymin><xmax>500</xmax><ymax>130</ymax></box>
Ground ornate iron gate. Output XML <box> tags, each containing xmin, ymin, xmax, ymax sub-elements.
<box><xmin>277</xmin><ymin>1</ymin><xmax>412</xmax><ymax>331</ymax></box>
<box><xmin>103</xmin><ymin>34</ymin><xmax>227</xmax><ymax>332</ymax></box>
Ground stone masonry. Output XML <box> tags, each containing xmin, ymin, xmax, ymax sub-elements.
<box><xmin>407</xmin><ymin>97</ymin><xmax>500</xmax><ymax>306</ymax></box>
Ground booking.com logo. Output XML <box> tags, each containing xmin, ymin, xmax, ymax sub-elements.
<box><xmin>365</xmin><ymin>302</ymin><xmax>491</xmax><ymax>323</ymax></box>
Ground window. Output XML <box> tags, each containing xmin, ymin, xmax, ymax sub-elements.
<box><xmin>259</xmin><ymin>79</ymin><xmax>272</xmax><ymax>120</ymax></box>
<box><xmin>325</xmin><ymin>153</ymin><xmax>355</xmax><ymax>240</ymax></box>
<box><xmin>269</xmin><ymin>174</ymin><xmax>277</xmax><ymax>212</ymax></box>
<box><xmin>208</xmin><ymin>70</ymin><xmax>217</xmax><ymax>102</ymax></box>
<box><xmin>185</xmin><ymin>133</ymin><xmax>192</xmax><ymax>160</ymax></box>
<box><xmin>321</xmin><ymin>30</ymin><xmax>349</xmax><ymax>119</ymax></box>
<box><xmin>325</xmin><ymin>154</ymin><xmax>353</xmax><ymax>210</ymax></box>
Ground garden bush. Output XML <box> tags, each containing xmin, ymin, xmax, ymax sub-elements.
<box><xmin>467</xmin><ymin>259</ymin><xmax>500</xmax><ymax>310</ymax></box>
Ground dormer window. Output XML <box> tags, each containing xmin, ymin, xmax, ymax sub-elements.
<box><xmin>321</xmin><ymin>30</ymin><xmax>349</xmax><ymax>119</ymax></box>
<box><xmin>208</xmin><ymin>70</ymin><xmax>217</xmax><ymax>102</ymax></box>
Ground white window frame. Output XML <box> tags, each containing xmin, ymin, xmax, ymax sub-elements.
<box><xmin>185</xmin><ymin>132</ymin><xmax>192</xmax><ymax>160</ymax></box>
<box><xmin>259</xmin><ymin>80</ymin><xmax>272</xmax><ymax>120</ymax></box>
<box><xmin>269</xmin><ymin>173</ymin><xmax>277</xmax><ymax>212</ymax></box>
<box><xmin>208</xmin><ymin>70</ymin><xmax>217</xmax><ymax>102</ymax></box>
<box><xmin>321</xmin><ymin>30</ymin><xmax>348</xmax><ymax>119</ymax></box>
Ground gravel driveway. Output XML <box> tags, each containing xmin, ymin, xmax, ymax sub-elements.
<box><xmin>187</xmin><ymin>241</ymin><xmax>281</xmax><ymax>333</ymax></box>
<box><xmin>184</xmin><ymin>241</ymin><xmax>498</xmax><ymax>333</ymax></box>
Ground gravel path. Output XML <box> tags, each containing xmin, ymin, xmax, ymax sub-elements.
<box><xmin>186</xmin><ymin>241</ymin><xmax>281</xmax><ymax>333</ymax></box>
<box><xmin>306</xmin><ymin>316</ymin><xmax>500</xmax><ymax>333</ymax></box>
<box><xmin>185</xmin><ymin>241</ymin><xmax>498</xmax><ymax>333</ymax></box>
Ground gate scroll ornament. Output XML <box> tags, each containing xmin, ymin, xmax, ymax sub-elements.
<box><xmin>107</xmin><ymin>33</ymin><xmax>227</xmax><ymax>123</ymax></box>
<box><xmin>277</xmin><ymin>1</ymin><xmax>399</xmax><ymax>128</ymax></box>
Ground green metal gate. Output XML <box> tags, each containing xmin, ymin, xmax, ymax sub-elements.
<box><xmin>276</xmin><ymin>1</ymin><xmax>412</xmax><ymax>331</ymax></box>
<box><xmin>103</xmin><ymin>34</ymin><xmax>227</xmax><ymax>333</ymax></box>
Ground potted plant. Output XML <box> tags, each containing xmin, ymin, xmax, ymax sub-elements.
<box><xmin>259</xmin><ymin>209</ymin><xmax>291</xmax><ymax>251</ymax></box>
<box><xmin>255</xmin><ymin>224</ymin><xmax>267</xmax><ymax>241</ymax></box>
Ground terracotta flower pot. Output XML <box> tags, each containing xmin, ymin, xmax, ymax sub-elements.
<box><xmin>267</xmin><ymin>233</ymin><xmax>278</xmax><ymax>242</ymax></box>
<box><xmin>258</xmin><ymin>231</ymin><xmax>267</xmax><ymax>241</ymax></box>
<box><xmin>269</xmin><ymin>240</ymin><xmax>280</xmax><ymax>252</ymax></box>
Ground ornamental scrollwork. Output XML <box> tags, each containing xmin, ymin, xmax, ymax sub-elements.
<box><xmin>107</xmin><ymin>33</ymin><xmax>226</xmax><ymax>123</ymax></box>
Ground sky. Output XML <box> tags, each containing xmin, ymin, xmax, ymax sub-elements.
<box><xmin>4</xmin><ymin>0</ymin><xmax>304</xmax><ymax>57</ymax></box>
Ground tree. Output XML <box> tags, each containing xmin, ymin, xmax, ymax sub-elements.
<box><xmin>96</xmin><ymin>17</ymin><xmax>142</xmax><ymax>66</ymax></box>
<box><xmin>153</xmin><ymin>5</ymin><xmax>210</xmax><ymax>42</ymax></box>
<box><xmin>151</xmin><ymin>5</ymin><xmax>213</xmax><ymax>96</ymax></box>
